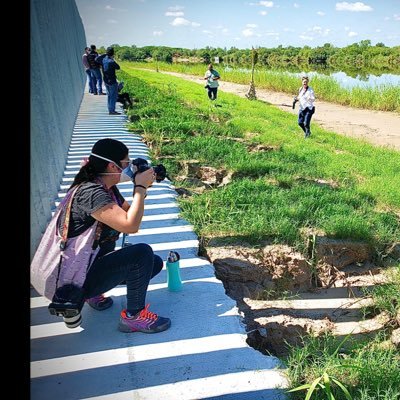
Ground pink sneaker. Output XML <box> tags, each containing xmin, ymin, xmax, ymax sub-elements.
<box><xmin>86</xmin><ymin>294</ymin><xmax>113</xmax><ymax>311</ymax></box>
<box><xmin>118</xmin><ymin>304</ymin><xmax>171</xmax><ymax>333</ymax></box>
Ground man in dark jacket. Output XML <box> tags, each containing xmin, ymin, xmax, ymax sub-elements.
<box><xmin>87</xmin><ymin>44</ymin><xmax>104</xmax><ymax>95</ymax></box>
<box><xmin>96</xmin><ymin>47</ymin><xmax>120</xmax><ymax>114</ymax></box>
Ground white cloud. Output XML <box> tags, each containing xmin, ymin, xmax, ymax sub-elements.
<box><xmin>294</xmin><ymin>3</ymin><xmax>300</xmax><ymax>8</ymax></box>
<box><xmin>202</xmin><ymin>30</ymin><xmax>212</xmax><ymax>34</ymax></box>
<box><xmin>107</xmin><ymin>19</ymin><xmax>117</xmax><ymax>24</ymax></box>
<box><xmin>344</xmin><ymin>26</ymin><xmax>350</xmax><ymax>31</ymax></box>
<box><xmin>167</xmin><ymin>6</ymin><xmax>184</xmax><ymax>11</ymax></box>
<box><xmin>283</xmin><ymin>28</ymin><xmax>295</xmax><ymax>32</ymax></box>
<box><xmin>246</xmin><ymin>23</ymin><xmax>258</xmax><ymax>28</ymax></box>
<box><xmin>171</xmin><ymin>17</ymin><xmax>190</xmax><ymax>26</ymax></box>
<box><xmin>105</xmin><ymin>5</ymin><xmax>115</xmax><ymax>11</ymax></box>
<box><xmin>153</xmin><ymin>31</ymin><xmax>163</xmax><ymax>36</ymax></box>
<box><xmin>336</xmin><ymin>2</ymin><xmax>373</xmax><ymax>12</ymax></box>
<box><xmin>348</xmin><ymin>31</ymin><xmax>358</xmax><ymax>37</ymax></box>
<box><xmin>299</xmin><ymin>35</ymin><xmax>313</xmax><ymax>41</ymax></box>
<box><xmin>165</xmin><ymin>11</ymin><xmax>184</xmax><ymax>17</ymax></box>
<box><xmin>191</xmin><ymin>22</ymin><xmax>201</xmax><ymax>27</ymax></box>
<box><xmin>375</xmin><ymin>29</ymin><xmax>381</xmax><ymax>32</ymax></box>
<box><xmin>317</xmin><ymin>11</ymin><xmax>325</xmax><ymax>16</ymax></box>
<box><xmin>394</xmin><ymin>14</ymin><xmax>400</xmax><ymax>21</ymax></box>
<box><xmin>259</xmin><ymin>11</ymin><xmax>267</xmax><ymax>15</ymax></box>
<box><xmin>222</xmin><ymin>28</ymin><xmax>229</xmax><ymax>34</ymax></box>
<box><xmin>242</xmin><ymin>28</ymin><xmax>255</xmax><ymax>37</ymax></box>
<box><xmin>259</xmin><ymin>1</ymin><xmax>274</xmax><ymax>7</ymax></box>
<box><xmin>310</xmin><ymin>26</ymin><xmax>330</xmax><ymax>36</ymax></box>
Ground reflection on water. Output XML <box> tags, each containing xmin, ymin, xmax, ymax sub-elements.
<box><xmin>329</xmin><ymin>71</ymin><xmax>400</xmax><ymax>89</ymax></box>
<box><xmin>223</xmin><ymin>65</ymin><xmax>400</xmax><ymax>89</ymax></box>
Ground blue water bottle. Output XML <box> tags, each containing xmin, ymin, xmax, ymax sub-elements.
<box><xmin>166</xmin><ymin>251</ymin><xmax>182</xmax><ymax>292</ymax></box>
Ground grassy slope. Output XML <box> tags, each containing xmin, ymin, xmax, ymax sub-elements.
<box><xmin>120</xmin><ymin>64</ymin><xmax>400</xmax><ymax>254</ymax></box>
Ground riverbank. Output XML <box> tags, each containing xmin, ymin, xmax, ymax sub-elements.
<box><xmin>160</xmin><ymin>70</ymin><xmax>400</xmax><ymax>151</ymax></box>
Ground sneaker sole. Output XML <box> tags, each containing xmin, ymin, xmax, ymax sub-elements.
<box><xmin>118</xmin><ymin>319</ymin><xmax>171</xmax><ymax>333</ymax></box>
<box><xmin>86</xmin><ymin>298</ymin><xmax>114</xmax><ymax>311</ymax></box>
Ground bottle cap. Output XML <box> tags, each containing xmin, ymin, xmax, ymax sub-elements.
<box><xmin>167</xmin><ymin>251</ymin><xmax>180</xmax><ymax>263</ymax></box>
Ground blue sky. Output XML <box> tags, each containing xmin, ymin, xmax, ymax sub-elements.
<box><xmin>75</xmin><ymin>0</ymin><xmax>400</xmax><ymax>49</ymax></box>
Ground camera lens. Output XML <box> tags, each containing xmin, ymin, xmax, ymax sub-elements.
<box><xmin>63</xmin><ymin>313</ymin><xmax>82</xmax><ymax>329</ymax></box>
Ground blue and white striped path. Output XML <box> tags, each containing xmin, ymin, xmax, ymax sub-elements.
<box><xmin>31</xmin><ymin>93</ymin><xmax>287</xmax><ymax>400</ymax></box>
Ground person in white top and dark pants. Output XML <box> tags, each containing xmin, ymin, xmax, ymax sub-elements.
<box><xmin>294</xmin><ymin>76</ymin><xmax>315</xmax><ymax>138</ymax></box>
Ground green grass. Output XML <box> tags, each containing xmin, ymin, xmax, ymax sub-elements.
<box><xmin>126</xmin><ymin>61</ymin><xmax>400</xmax><ymax>112</ymax></box>
<box><xmin>362</xmin><ymin>265</ymin><xmax>400</xmax><ymax>320</ymax></box>
<box><xmin>286</xmin><ymin>333</ymin><xmax>400</xmax><ymax>400</ymax></box>
<box><xmin>119</xmin><ymin>64</ymin><xmax>400</xmax><ymax>255</ymax></box>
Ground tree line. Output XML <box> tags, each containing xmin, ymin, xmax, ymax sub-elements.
<box><xmin>98</xmin><ymin>40</ymin><xmax>399</xmax><ymax>72</ymax></box>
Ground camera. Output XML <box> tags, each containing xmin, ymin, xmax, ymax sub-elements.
<box><xmin>131</xmin><ymin>158</ymin><xmax>168</xmax><ymax>182</ymax></box>
<box><xmin>48</xmin><ymin>284</ymin><xmax>85</xmax><ymax>329</ymax></box>
<box><xmin>292</xmin><ymin>96</ymin><xmax>298</xmax><ymax>109</ymax></box>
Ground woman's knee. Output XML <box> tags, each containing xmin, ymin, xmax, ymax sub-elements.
<box><xmin>128</xmin><ymin>243</ymin><xmax>153</xmax><ymax>257</ymax></box>
<box><xmin>151</xmin><ymin>255</ymin><xmax>163</xmax><ymax>278</ymax></box>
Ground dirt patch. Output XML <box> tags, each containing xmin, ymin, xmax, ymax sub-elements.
<box><xmin>203</xmin><ymin>238</ymin><xmax>399</xmax><ymax>357</ymax></box>
<box><xmin>158</xmin><ymin>70</ymin><xmax>400</xmax><ymax>151</ymax></box>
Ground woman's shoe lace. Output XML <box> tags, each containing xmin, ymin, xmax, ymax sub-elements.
<box><xmin>138</xmin><ymin>304</ymin><xmax>158</xmax><ymax>320</ymax></box>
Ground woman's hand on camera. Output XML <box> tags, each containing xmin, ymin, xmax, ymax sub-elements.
<box><xmin>134</xmin><ymin>167</ymin><xmax>155</xmax><ymax>188</ymax></box>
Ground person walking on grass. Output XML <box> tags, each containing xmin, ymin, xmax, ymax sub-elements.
<box><xmin>203</xmin><ymin>63</ymin><xmax>220</xmax><ymax>101</ymax></box>
<box><xmin>294</xmin><ymin>76</ymin><xmax>316</xmax><ymax>138</ymax></box>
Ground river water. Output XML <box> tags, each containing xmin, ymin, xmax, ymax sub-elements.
<box><xmin>224</xmin><ymin>66</ymin><xmax>400</xmax><ymax>89</ymax></box>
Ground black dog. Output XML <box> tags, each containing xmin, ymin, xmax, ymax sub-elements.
<box><xmin>117</xmin><ymin>92</ymin><xmax>133</xmax><ymax>109</ymax></box>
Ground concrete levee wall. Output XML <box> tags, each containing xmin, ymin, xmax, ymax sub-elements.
<box><xmin>31</xmin><ymin>0</ymin><xmax>86</xmax><ymax>259</ymax></box>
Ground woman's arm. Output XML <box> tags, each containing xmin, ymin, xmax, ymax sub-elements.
<box><xmin>91</xmin><ymin>168</ymin><xmax>154</xmax><ymax>234</ymax></box>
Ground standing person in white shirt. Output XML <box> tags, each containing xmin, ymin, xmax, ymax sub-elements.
<box><xmin>203</xmin><ymin>63</ymin><xmax>220</xmax><ymax>101</ymax></box>
<box><xmin>82</xmin><ymin>47</ymin><xmax>94</xmax><ymax>94</ymax></box>
<box><xmin>294</xmin><ymin>76</ymin><xmax>315</xmax><ymax>138</ymax></box>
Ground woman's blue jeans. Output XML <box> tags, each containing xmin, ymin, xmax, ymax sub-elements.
<box><xmin>83</xmin><ymin>243</ymin><xmax>163</xmax><ymax>314</ymax></box>
<box><xmin>298</xmin><ymin>107</ymin><xmax>315</xmax><ymax>137</ymax></box>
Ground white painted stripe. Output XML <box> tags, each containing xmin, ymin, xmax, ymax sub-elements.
<box><xmin>31</xmin><ymin>334</ymin><xmax>250</xmax><ymax>378</ymax></box>
<box><xmin>31</xmin><ymin>296</ymin><xmax>51</xmax><ymax>309</ymax></box>
<box><xmin>31</xmin><ymin>323</ymin><xmax>84</xmax><ymax>339</ymax></box>
<box><xmin>141</xmin><ymin>213</ymin><xmax>180</xmax><ymax>221</ymax></box>
<box><xmin>116</xmin><ymin>240</ymin><xmax>198</xmax><ymax>252</ymax></box>
<box><xmin>81</xmin><ymin>370</ymin><xmax>287</xmax><ymax>399</ymax></box>
<box><xmin>178</xmin><ymin>257</ymin><xmax>210</xmax><ymax>268</ymax></box>
<box><xmin>111</xmin><ymin>276</ymin><xmax>220</xmax><ymax>294</ymax></box>
<box><xmin>134</xmin><ymin>225</ymin><xmax>193</xmax><ymax>236</ymax></box>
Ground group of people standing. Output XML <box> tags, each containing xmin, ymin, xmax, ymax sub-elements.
<box><xmin>82</xmin><ymin>45</ymin><xmax>121</xmax><ymax>115</ymax></box>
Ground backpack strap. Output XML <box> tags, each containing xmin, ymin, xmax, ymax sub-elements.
<box><xmin>59</xmin><ymin>185</ymin><xmax>103</xmax><ymax>251</ymax></box>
